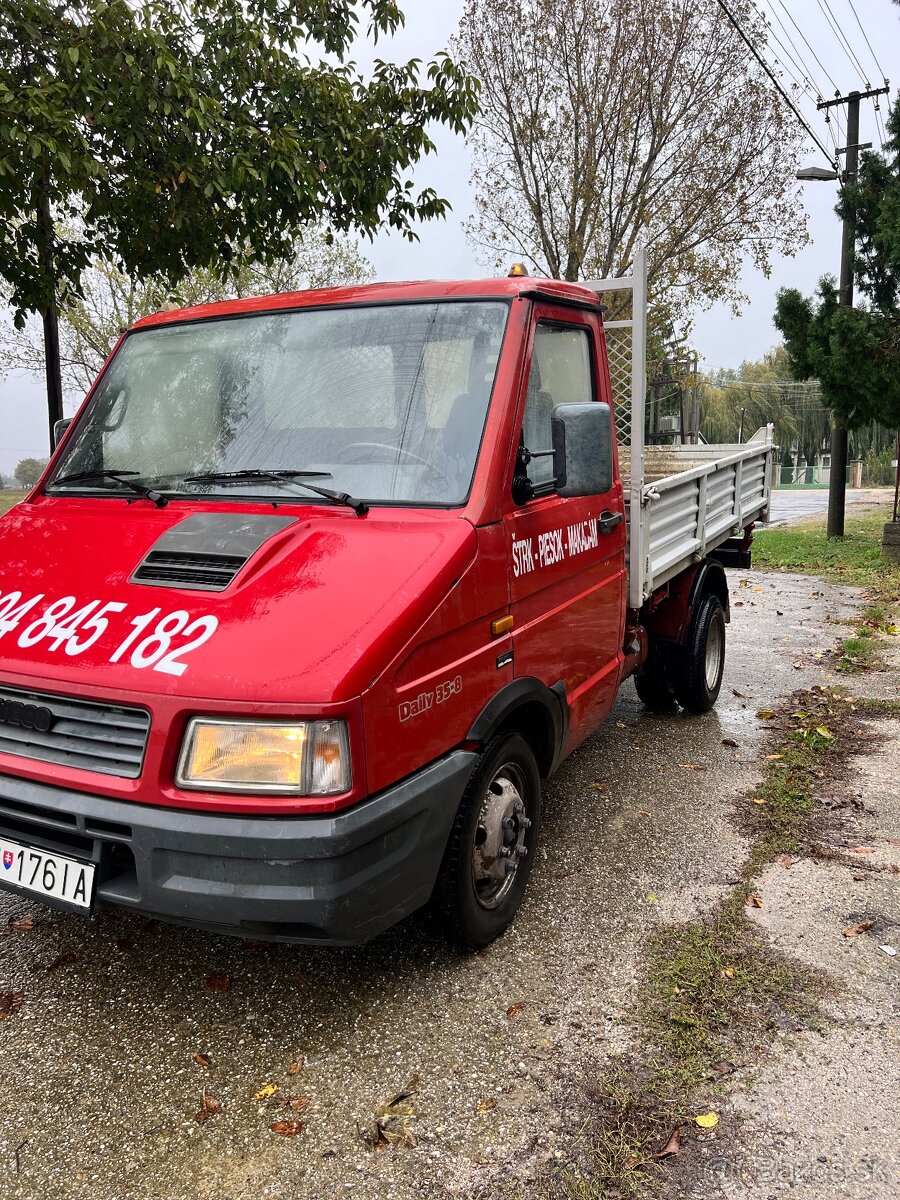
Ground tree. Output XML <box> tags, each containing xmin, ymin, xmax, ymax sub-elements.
<box><xmin>0</xmin><ymin>227</ymin><xmax>375</xmax><ymax>397</ymax></box>
<box><xmin>454</xmin><ymin>0</ymin><xmax>807</xmax><ymax>318</ymax></box>
<box><xmin>14</xmin><ymin>457</ymin><xmax>46</xmax><ymax>488</ymax></box>
<box><xmin>0</xmin><ymin>1</ymin><xmax>479</xmax><ymax>443</ymax></box>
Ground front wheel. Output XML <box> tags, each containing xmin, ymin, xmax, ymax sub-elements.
<box><xmin>671</xmin><ymin>593</ymin><xmax>726</xmax><ymax>713</ymax></box>
<box><xmin>433</xmin><ymin>733</ymin><xmax>541</xmax><ymax>949</ymax></box>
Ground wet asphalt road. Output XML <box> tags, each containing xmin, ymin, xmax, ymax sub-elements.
<box><xmin>766</xmin><ymin>488</ymin><xmax>882</xmax><ymax>527</ymax></box>
<box><xmin>0</xmin><ymin>571</ymin><xmax>862</xmax><ymax>1200</ymax></box>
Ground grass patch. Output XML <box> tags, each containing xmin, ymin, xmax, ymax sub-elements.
<box><xmin>0</xmin><ymin>490</ymin><xmax>26</xmax><ymax>516</ymax></box>
<box><xmin>753</xmin><ymin>506</ymin><xmax>900</xmax><ymax>605</ymax></box>
<box><xmin>542</xmin><ymin>688</ymin><xmax>878</xmax><ymax>1200</ymax></box>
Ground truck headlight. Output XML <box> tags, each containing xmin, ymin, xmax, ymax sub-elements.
<box><xmin>176</xmin><ymin>719</ymin><xmax>351</xmax><ymax>795</ymax></box>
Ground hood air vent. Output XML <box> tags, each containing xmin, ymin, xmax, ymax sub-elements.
<box><xmin>131</xmin><ymin>513</ymin><xmax>297</xmax><ymax>592</ymax></box>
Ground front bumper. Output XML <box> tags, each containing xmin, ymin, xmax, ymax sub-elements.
<box><xmin>0</xmin><ymin>750</ymin><xmax>476</xmax><ymax>944</ymax></box>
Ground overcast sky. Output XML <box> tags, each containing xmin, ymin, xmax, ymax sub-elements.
<box><xmin>2</xmin><ymin>0</ymin><xmax>898</xmax><ymax>475</ymax></box>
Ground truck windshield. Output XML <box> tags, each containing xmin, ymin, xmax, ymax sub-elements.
<box><xmin>49</xmin><ymin>300</ymin><xmax>510</xmax><ymax>507</ymax></box>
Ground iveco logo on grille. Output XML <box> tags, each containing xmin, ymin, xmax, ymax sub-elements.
<box><xmin>0</xmin><ymin>699</ymin><xmax>55</xmax><ymax>733</ymax></box>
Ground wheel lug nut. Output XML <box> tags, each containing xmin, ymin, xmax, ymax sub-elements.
<box><xmin>505</xmin><ymin>859</ymin><xmax>517</xmax><ymax>874</ymax></box>
<box><xmin>498</xmin><ymin>846</ymin><xmax>511</xmax><ymax>858</ymax></box>
<box><xmin>516</xmin><ymin>845</ymin><xmax>528</xmax><ymax>857</ymax></box>
<box><xmin>520</xmin><ymin>817</ymin><xmax>532</xmax><ymax>829</ymax></box>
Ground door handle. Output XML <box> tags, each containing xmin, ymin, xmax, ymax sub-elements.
<box><xmin>598</xmin><ymin>510</ymin><xmax>624</xmax><ymax>534</ymax></box>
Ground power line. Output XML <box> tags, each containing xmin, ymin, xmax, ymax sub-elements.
<box><xmin>750</xmin><ymin>1</ymin><xmax>821</xmax><ymax>96</ymax></box>
<box><xmin>758</xmin><ymin>0</ymin><xmax>829</xmax><ymax>97</ymax></box>
<box><xmin>770</xmin><ymin>0</ymin><xmax>840</xmax><ymax>94</ymax></box>
<box><xmin>844</xmin><ymin>0</ymin><xmax>889</xmax><ymax>85</ymax></box>
<box><xmin>816</xmin><ymin>0</ymin><xmax>870</xmax><ymax>88</ymax></box>
<box><xmin>714</xmin><ymin>0</ymin><xmax>837</xmax><ymax>168</ymax></box>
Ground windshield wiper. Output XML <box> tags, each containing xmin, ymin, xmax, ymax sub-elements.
<box><xmin>51</xmin><ymin>469</ymin><xmax>168</xmax><ymax>508</ymax></box>
<box><xmin>183</xmin><ymin>469</ymin><xmax>369</xmax><ymax>516</ymax></box>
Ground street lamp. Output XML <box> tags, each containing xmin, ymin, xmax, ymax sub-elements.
<box><xmin>796</xmin><ymin>166</ymin><xmax>839</xmax><ymax>181</ymax></box>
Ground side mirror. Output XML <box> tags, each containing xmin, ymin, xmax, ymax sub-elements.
<box><xmin>53</xmin><ymin>418</ymin><xmax>72</xmax><ymax>449</ymax></box>
<box><xmin>552</xmin><ymin>402</ymin><xmax>613</xmax><ymax>497</ymax></box>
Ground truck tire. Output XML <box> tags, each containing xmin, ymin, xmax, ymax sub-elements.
<box><xmin>434</xmin><ymin>732</ymin><xmax>540</xmax><ymax>949</ymax></box>
<box><xmin>671</xmin><ymin>593</ymin><xmax>726</xmax><ymax>713</ymax></box>
<box><xmin>634</xmin><ymin>645</ymin><xmax>677</xmax><ymax>710</ymax></box>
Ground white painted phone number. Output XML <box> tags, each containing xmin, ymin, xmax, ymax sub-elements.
<box><xmin>0</xmin><ymin>586</ymin><xmax>218</xmax><ymax>677</ymax></box>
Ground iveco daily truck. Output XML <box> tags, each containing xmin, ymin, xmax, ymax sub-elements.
<box><xmin>0</xmin><ymin>255</ymin><xmax>772</xmax><ymax>947</ymax></box>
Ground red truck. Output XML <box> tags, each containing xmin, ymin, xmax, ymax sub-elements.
<box><xmin>0</xmin><ymin>254</ymin><xmax>773</xmax><ymax>947</ymax></box>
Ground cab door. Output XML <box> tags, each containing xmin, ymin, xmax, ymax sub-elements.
<box><xmin>504</xmin><ymin>305</ymin><xmax>627</xmax><ymax>744</ymax></box>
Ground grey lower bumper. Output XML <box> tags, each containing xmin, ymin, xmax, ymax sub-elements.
<box><xmin>0</xmin><ymin>751</ymin><xmax>477</xmax><ymax>944</ymax></box>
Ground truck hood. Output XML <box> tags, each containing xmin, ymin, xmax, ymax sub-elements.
<box><xmin>0</xmin><ymin>498</ymin><xmax>476</xmax><ymax>703</ymax></box>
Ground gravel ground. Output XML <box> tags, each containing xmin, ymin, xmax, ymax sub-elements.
<box><xmin>0</xmin><ymin>572</ymin><xmax>868</xmax><ymax>1199</ymax></box>
<box><xmin>684</xmin><ymin>715</ymin><xmax>900</xmax><ymax>1200</ymax></box>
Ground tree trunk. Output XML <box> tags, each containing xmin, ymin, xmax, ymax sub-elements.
<box><xmin>35</xmin><ymin>180</ymin><xmax>63</xmax><ymax>451</ymax></box>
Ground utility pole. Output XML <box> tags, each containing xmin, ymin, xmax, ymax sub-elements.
<box><xmin>35</xmin><ymin>178</ymin><xmax>64</xmax><ymax>451</ymax></box>
<box><xmin>817</xmin><ymin>86</ymin><xmax>888</xmax><ymax>538</ymax></box>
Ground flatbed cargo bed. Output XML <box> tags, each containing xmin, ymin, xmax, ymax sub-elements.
<box><xmin>584</xmin><ymin>252</ymin><xmax>774</xmax><ymax>608</ymax></box>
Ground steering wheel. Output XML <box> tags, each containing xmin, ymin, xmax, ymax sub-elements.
<box><xmin>340</xmin><ymin>441</ymin><xmax>435</xmax><ymax>469</ymax></box>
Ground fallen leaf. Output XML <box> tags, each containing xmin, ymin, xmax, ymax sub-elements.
<box><xmin>744</xmin><ymin>893</ymin><xmax>763</xmax><ymax>908</ymax></box>
<box><xmin>776</xmin><ymin>855</ymin><xmax>796</xmax><ymax>869</ymax></box>
<box><xmin>252</xmin><ymin>1083</ymin><xmax>278</xmax><ymax>1101</ymax></box>
<box><xmin>638</xmin><ymin>808</ymin><xmax>652</xmax><ymax>817</ymax></box>
<box><xmin>695</xmin><ymin>1112</ymin><xmax>719</xmax><ymax>1129</ymax></box>
<box><xmin>205</xmin><ymin>970</ymin><xmax>230</xmax><ymax>991</ymax></box>
<box><xmin>756</xmin><ymin>710</ymin><xmax>775</xmax><ymax>720</ymax></box>
<box><xmin>646</xmin><ymin>893</ymin><xmax>659</xmax><ymax>904</ymax></box>
<box><xmin>842</xmin><ymin>921</ymin><xmax>873</xmax><ymax>938</ymax></box>
<box><xmin>739</xmin><ymin>580</ymin><xmax>749</xmax><ymax>588</ymax></box>
<box><xmin>8</xmin><ymin>915</ymin><xmax>33</xmax><ymax>932</ymax></box>
<box><xmin>361</xmin><ymin>1077</ymin><xmax>420</xmax><ymax>1150</ymax></box>
<box><xmin>765</xmin><ymin>753</ymin><xmax>783</xmax><ymax>761</ymax></box>
<box><xmin>506</xmin><ymin>1002</ymin><xmax>525</xmax><ymax>1019</ymax></box>
<box><xmin>589</xmin><ymin>781</ymin><xmax>607</xmax><ymax>793</ymax></box>
<box><xmin>711</xmin><ymin>1060</ymin><xmax>736</xmax><ymax>1075</ymax></box>
<box><xmin>195</xmin><ymin>1093</ymin><xmax>222</xmax><ymax>1124</ymax></box>
<box><xmin>287</xmin><ymin>1060</ymin><xmax>304</xmax><ymax>1075</ymax></box>
<box><xmin>475</xmin><ymin>1098</ymin><xmax>498</xmax><ymax>1114</ymax></box>
<box><xmin>721</xmin><ymin>966</ymin><xmax>735</xmax><ymax>978</ymax></box>
<box><xmin>850</xmin><ymin>846</ymin><xmax>875</xmax><ymax>854</ymax></box>
<box><xmin>678</xmin><ymin>762</ymin><xmax>707</xmax><ymax>771</ymax></box>
<box><xmin>46</xmin><ymin>951</ymin><xmax>78</xmax><ymax>973</ymax></box>
<box><xmin>721</xmin><ymin>738</ymin><xmax>738</xmax><ymax>748</ymax></box>
<box><xmin>270</xmin><ymin>1120</ymin><xmax>304</xmax><ymax>1136</ymax></box>
<box><xmin>753</xmin><ymin>586</ymin><xmax>764</xmax><ymax>593</ymax></box>
<box><xmin>192</xmin><ymin>1051</ymin><xmax>211</xmax><ymax>1068</ymax></box>
<box><xmin>815</xmin><ymin>726</ymin><xmax>833</xmax><ymax>740</ymax></box>
<box><xmin>751</xmin><ymin>797</ymin><xmax>767</xmax><ymax>805</ymax></box>
<box><xmin>0</xmin><ymin>991</ymin><xmax>23</xmax><ymax>1020</ymax></box>
<box><xmin>654</xmin><ymin>1127</ymin><xmax>681</xmax><ymax>1159</ymax></box>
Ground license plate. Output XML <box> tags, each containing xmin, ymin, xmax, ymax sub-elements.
<box><xmin>0</xmin><ymin>837</ymin><xmax>94</xmax><ymax>910</ymax></box>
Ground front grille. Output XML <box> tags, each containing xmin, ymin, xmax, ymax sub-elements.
<box><xmin>132</xmin><ymin>549</ymin><xmax>245</xmax><ymax>591</ymax></box>
<box><xmin>0</xmin><ymin>685</ymin><xmax>150</xmax><ymax>778</ymax></box>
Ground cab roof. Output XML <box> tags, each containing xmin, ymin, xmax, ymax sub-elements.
<box><xmin>131</xmin><ymin>276</ymin><xmax>603</xmax><ymax>331</ymax></box>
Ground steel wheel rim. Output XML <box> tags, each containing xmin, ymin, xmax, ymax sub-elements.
<box><xmin>705</xmin><ymin>615</ymin><xmax>724</xmax><ymax>690</ymax></box>
<box><xmin>472</xmin><ymin>762</ymin><xmax>531</xmax><ymax>909</ymax></box>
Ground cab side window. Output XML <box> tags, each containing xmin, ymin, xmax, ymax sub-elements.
<box><xmin>519</xmin><ymin>324</ymin><xmax>594</xmax><ymax>489</ymax></box>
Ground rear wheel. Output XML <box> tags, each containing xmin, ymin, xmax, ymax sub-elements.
<box><xmin>634</xmin><ymin>644</ymin><xmax>677</xmax><ymax>710</ymax></box>
<box><xmin>434</xmin><ymin>732</ymin><xmax>540</xmax><ymax>949</ymax></box>
<box><xmin>671</xmin><ymin>593</ymin><xmax>726</xmax><ymax>713</ymax></box>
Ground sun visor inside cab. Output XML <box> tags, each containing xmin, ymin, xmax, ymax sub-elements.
<box><xmin>130</xmin><ymin>513</ymin><xmax>297</xmax><ymax>591</ymax></box>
